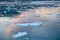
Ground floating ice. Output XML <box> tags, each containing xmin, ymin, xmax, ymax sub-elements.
<box><xmin>12</xmin><ymin>32</ymin><xmax>27</xmax><ymax>38</ymax></box>
<box><xmin>26</xmin><ymin>38</ymin><xmax>29</xmax><ymax>40</ymax></box>
<box><xmin>16</xmin><ymin>22</ymin><xmax>42</xmax><ymax>27</ymax></box>
<box><xmin>56</xmin><ymin>13</ymin><xmax>60</xmax><ymax>18</ymax></box>
<box><xmin>17</xmin><ymin>11</ymin><xmax>22</xmax><ymax>13</ymax></box>
<box><xmin>24</xmin><ymin>7</ymin><xmax>27</xmax><ymax>9</ymax></box>
<box><xmin>3</xmin><ymin>11</ymin><xmax>7</xmax><ymax>13</ymax></box>
<box><xmin>6</xmin><ymin>7</ymin><xmax>10</xmax><ymax>9</ymax></box>
<box><xmin>47</xmin><ymin>12</ymin><xmax>53</xmax><ymax>15</ymax></box>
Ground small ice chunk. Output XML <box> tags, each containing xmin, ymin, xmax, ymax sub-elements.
<box><xmin>24</xmin><ymin>7</ymin><xmax>27</xmax><ymax>9</ymax></box>
<box><xmin>47</xmin><ymin>12</ymin><xmax>53</xmax><ymax>15</ymax></box>
<box><xmin>16</xmin><ymin>22</ymin><xmax>42</xmax><ymax>27</ymax></box>
<box><xmin>4</xmin><ymin>11</ymin><xmax>7</xmax><ymax>13</ymax></box>
<box><xmin>6</xmin><ymin>7</ymin><xmax>10</xmax><ymax>9</ymax></box>
<box><xmin>29</xmin><ymin>22</ymin><xmax>42</xmax><ymax>26</ymax></box>
<box><xmin>56</xmin><ymin>13</ymin><xmax>60</xmax><ymax>18</ymax></box>
<box><xmin>12</xmin><ymin>32</ymin><xmax>27</xmax><ymax>38</ymax></box>
<box><xmin>17</xmin><ymin>23</ymin><xmax>29</xmax><ymax>26</ymax></box>
<box><xmin>26</xmin><ymin>38</ymin><xmax>29</xmax><ymax>40</ymax></box>
<box><xmin>17</xmin><ymin>11</ymin><xmax>22</xmax><ymax>13</ymax></box>
<box><xmin>33</xmin><ymin>14</ymin><xmax>40</xmax><ymax>17</ymax></box>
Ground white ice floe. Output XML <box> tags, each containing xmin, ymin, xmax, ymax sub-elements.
<box><xmin>56</xmin><ymin>13</ymin><xmax>60</xmax><ymax>18</ymax></box>
<box><xmin>3</xmin><ymin>11</ymin><xmax>7</xmax><ymax>13</ymax></box>
<box><xmin>26</xmin><ymin>38</ymin><xmax>29</xmax><ymax>40</ymax></box>
<box><xmin>17</xmin><ymin>11</ymin><xmax>22</xmax><ymax>13</ymax></box>
<box><xmin>47</xmin><ymin>12</ymin><xmax>53</xmax><ymax>15</ymax></box>
<box><xmin>16</xmin><ymin>22</ymin><xmax>42</xmax><ymax>27</ymax></box>
<box><xmin>12</xmin><ymin>32</ymin><xmax>27</xmax><ymax>38</ymax></box>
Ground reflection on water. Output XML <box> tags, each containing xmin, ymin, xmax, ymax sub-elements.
<box><xmin>0</xmin><ymin>3</ymin><xmax>60</xmax><ymax>40</ymax></box>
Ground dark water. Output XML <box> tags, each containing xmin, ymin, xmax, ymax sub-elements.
<box><xmin>0</xmin><ymin>1</ymin><xmax>60</xmax><ymax>40</ymax></box>
<box><xmin>3</xmin><ymin>17</ymin><xmax>60</xmax><ymax>40</ymax></box>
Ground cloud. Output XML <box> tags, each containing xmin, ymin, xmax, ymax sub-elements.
<box><xmin>12</xmin><ymin>32</ymin><xmax>27</xmax><ymax>38</ymax></box>
<box><xmin>16</xmin><ymin>22</ymin><xmax>42</xmax><ymax>27</ymax></box>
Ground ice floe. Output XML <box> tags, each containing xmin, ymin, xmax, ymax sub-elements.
<box><xmin>12</xmin><ymin>32</ymin><xmax>27</xmax><ymax>38</ymax></box>
<box><xmin>16</xmin><ymin>22</ymin><xmax>42</xmax><ymax>27</ymax></box>
<box><xmin>56</xmin><ymin>13</ymin><xmax>60</xmax><ymax>18</ymax></box>
<box><xmin>47</xmin><ymin>12</ymin><xmax>53</xmax><ymax>15</ymax></box>
<box><xmin>3</xmin><ymin>11</ymin><xmax>7</xmax><ymax>13</ymax></box>
<box><xmin>26</xmin><ymin>38</ymin><xmax>29</xmax><ymax>40</ymax></box>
